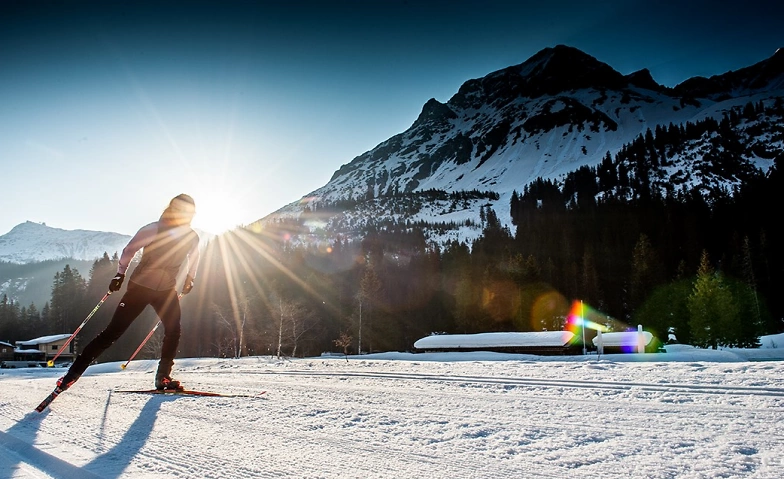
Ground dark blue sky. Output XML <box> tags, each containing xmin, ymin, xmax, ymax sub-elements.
<box><xmin>1</xmin><ymin>0</ymin><xmax>782</xmax><ymax>234</ymax></box>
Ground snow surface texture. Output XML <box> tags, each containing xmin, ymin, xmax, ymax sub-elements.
<box><xmin>1</xmin><ymin>340</ymin><xmax>784</xmax><ymax>478</ymax></box>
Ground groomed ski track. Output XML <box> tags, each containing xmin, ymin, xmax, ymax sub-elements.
<box><xmin>1</xmin><ymin>355</ymin><xmax>783</xmax><ymax>478</ymax></box>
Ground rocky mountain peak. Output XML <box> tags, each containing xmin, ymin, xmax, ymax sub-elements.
<box><xmin>624</xmin><ymin>68</ymin><xmax>663</xmax><ymax>91</ymax></box>
<box><xmin>674</xmin><ymin>47</ymin><xmax>784</xmax><ymax>98</ymax></box>
<box><xmin>411</xmin><ymin>98</ymin><xmax>458</xmax><ymax>129</ymax></box>
<box><xmin>450</xmin><ymin>44</ymin><xmax>627</xmax><ymax>109</ymax></box>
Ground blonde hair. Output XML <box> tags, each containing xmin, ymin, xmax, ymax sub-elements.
<box><xmin>160</xmin><ymin>194</ymin><xmax>196</xmax><ymax>226</ymax></box>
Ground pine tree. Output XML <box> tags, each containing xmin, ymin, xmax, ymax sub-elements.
<box><xmin>41</xmin><ymin>302</ymin><xmax>52</xmax><ymax>335</ymax></box>
<box><xmin>454</xmin><ymin>269</ymin><xmax>478</xmax><ymax>333</ymax></box>
<box><xmin>0</xmin><ymin>294</ymin><xmax>20</xmax><ymax>342</ymax></box>
<box><xmin>80</xmin><ymin>252</ymin><xmax>119</xmax><ymax>341</ymax></box>
<box><xmin>633</xmin><ymin>279</ymin><xmax>692</xmax><ymax>344</ymax></box>
<box><xmin>581</xmin><ymin>248</ymin><xmax>602</xmax><ymax>309</ymax></box>
<box><xmin>20</xmin><ymin>302</ymin><xmax>41</xmax><ymax>340</ymax></box>
<box><xmin>357</xmin><ymin>261</ymin><xmax>381</xmax><ymax>353</ymax></box>
<box><xmin>49</xmin><ymin>265</ymin><xmax>88</xmax><ymax>333</ymax></box>
<box><xmin>630</xmin><ymin>233</ymin><xmax>662</xmax><ymax>313</ymax></box>
<box><xmin>740</xmin><ymin>236</ymin><xmax>764</xmax><ymax>339</ymax></box>
<box><xmin>688</xmin><ymin>251</ymin><xmax>740</xmax><ymax>348</ymax></box>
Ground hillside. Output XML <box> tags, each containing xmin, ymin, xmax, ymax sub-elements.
<box><xmin>254</xmin><ymin>45</ymin><xmax>784</xmax><ymax>247</ymax></box>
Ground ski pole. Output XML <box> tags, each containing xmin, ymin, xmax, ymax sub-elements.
<box><xmin>121</xmin><ymin>320</ymin><xmax>161</xmax><ymax>369</ymax></box>
<box><xmin>121</xmin><ymin>293</ymin><xmax>183</xmax><ymax>369</ymax></box>
<box><xmin>48</xmin><ymin>292</ymin><xmax>111</xmax><ymax>367</ymax></box>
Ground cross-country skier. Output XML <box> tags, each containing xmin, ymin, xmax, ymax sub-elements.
<box><xmin>55</xmin><ymin>194</ymin><xmax>200</xmax><ymax>393</ymax></box>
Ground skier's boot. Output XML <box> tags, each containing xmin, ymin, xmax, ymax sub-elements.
<box><xmin>155</xmin><ymin>376</ymin><xmax>183</xmax><ymax>391</ymax></box>
<box><xmin>155</xmin><ymin>358</ymin><xmax>183</xmax><ymax>391</ymax></box>
<box><xmin>56</xmin><ymin>375</ymin><xmax>77</xmax><ymax>393</ymax></box>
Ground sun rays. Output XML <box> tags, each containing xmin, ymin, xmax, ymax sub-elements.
<box><xmin>187</xmin><ymin>220</ymin><xmax>340</xmax><ymax>352</ymax></box>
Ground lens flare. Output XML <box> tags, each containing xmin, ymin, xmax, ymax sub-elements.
<box><xmin>565</xmin><ymin>300</ymin><xmax>609</xmax><ymax>334</ymax></box>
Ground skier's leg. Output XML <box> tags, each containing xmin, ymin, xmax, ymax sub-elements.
<box><xmin>60</xmin><ymin>284</ymin><xmax>149</xmax><ymax>388</ymax></box>
<box><xmin>151</xmin><ymin>289</ymin><xmax>181</xmax><ymax>388</ymax></box>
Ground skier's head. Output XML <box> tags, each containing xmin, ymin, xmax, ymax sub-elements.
<box><xmin>161</xmin><ymin>194</ymin><xmax>196</xmax><ymax>226</ymax></box>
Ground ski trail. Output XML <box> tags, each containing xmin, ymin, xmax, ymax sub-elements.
<box><xmin>2</xmin><ymin>358</ymin><xmax>783</xmax><ymax>478</ymax></box>
<box><xmin>198</xmin><ymin>368</ymin><xmax>784</xmax><ymax>397</ymax></box>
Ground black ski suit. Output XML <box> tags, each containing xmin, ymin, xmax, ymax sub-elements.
<box><xmin>62</xmin><ymin>220</ymin><xmax>199</xmax><ymax>384</ymax></box>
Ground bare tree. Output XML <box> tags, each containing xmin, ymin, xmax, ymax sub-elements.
<box><xmin>213</xmin><ymin>297</ymin><xmax>253</xmax><ymax>359</ymax></box>
<box><xmin>211</xmin><ymin>336</ymin><xmax>238</xmax><ymax>358</ymax></box>
<box><xmin>333</xmin><ymin>331</ymin><xmax>353</xmax><ymax>362</ymax></box>
<box><xmin>287</xmin><ymin>304</ymin><xmax>316</xmax><ymax>357</ymax></box>
<box><xmin>272</xmin><ymin>297</ymin><xmax>309</xmax><ymax>357</ymax></box>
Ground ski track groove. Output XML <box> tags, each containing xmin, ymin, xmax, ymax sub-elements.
<box><xmin>198</xmin><ymin>368</ymin><xmax>784</xmax><ymax>398</ymax></box>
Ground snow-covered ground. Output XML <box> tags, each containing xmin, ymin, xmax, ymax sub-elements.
<box><xmin>2</xmin><ymin>341</ymin><xmax>784</xmax><ymax>479</ymax></box>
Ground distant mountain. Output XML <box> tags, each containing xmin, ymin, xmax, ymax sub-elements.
<box><xmin>0</xmin><ymin>222</ymin><xmax>215</xmax><ymax>306</ymax></box>
<box><xmin>255</xmin><ymin>45</ymin><xmax>784</xmax><ymax>247</ymax></box>
<box><xmin>0</xmin><ymin>221</ymin><xmax>130</xmax><ymax>264</ymax></box>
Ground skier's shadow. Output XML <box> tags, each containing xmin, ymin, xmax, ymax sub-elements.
<box><xmin>82</xmin><ymin>395</ymin><xmax>179</xmax><ymax>478</ymax></box>
<box><xmin>1</xmin><ymin>411</ymin><xmax>93</xmax><ymax>479</ymax></box>
<box><xmin>0</xmin><ymin>404</ymin><xmax>109</xmax><ymax>479</ymax></box>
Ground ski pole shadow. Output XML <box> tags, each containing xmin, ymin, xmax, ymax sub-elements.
<box><xmin>82</xmin><ymin>395</ymin><xmax>179</xmax><ymax>478</ymax></box>
<box><xmin>0</xmin><ymin>408</ymin><xmax>103</xmax><ymax>479</ymax></box>
<box><xmin>96</xmin><ymin>390</ymin><xmax>114</xmax><ymax>453</ymax></box>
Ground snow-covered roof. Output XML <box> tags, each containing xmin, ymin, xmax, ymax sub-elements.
<box><xmin>16</xmin><ymin>334</ymin><xmax>71</xmax><ymax>346</ymax></box>
<box><xmin>1</xmin><ymin>341</ymin><xmax>13</xmax><ymax>348</ymax></box>
<box><xmin>592</xmin><ymin>331</ymin><xmax>653</xmax><ymax>347</ymax></box>
<box><xmin>414</xmin><ymin>331</ymin><xmax>576</xmax><ymax>349</ymax></box>
<box><xmin>14</xmin><ymin>348</ymin><xmax>46</xmax><ymax>354</ymax></box>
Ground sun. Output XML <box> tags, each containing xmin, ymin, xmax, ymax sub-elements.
<box><xmin>190</xmin><ymin>189</ymin><xmax>249</xmax><ymax>235</ymax></box>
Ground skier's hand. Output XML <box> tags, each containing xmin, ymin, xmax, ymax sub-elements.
<box><xmin>182</xmin><ymin>275</ymin><xmax>194</xmax><ymax>295</ymax></box>
<box><xmin>109</xmin><ymin>273</ymin><xmax>125</xmax><ymax>293</ymax></box>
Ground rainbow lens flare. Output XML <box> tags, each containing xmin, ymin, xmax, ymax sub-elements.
<box><xmin>565</xmin><ymin>300</ymin><xmax>609</xmax><ymax>334</ymax></box>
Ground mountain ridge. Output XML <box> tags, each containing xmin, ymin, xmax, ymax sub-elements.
<box><xmin>256</xmin><ymin>45</ymin><xmax>783</xmax><ymax>247</ymax></box>
<box><xmin>0</xmin><ymin>221</ymin><xmax>131</xmax><ymax>264</ymax></box>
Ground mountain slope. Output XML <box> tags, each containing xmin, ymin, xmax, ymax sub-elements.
<box><xmin>259</xmin><ymin>45</ymin><xmax>783</xmax><ymax>246</ymax></box>
<box><xmin>0</xmin><ymin>221</ymin><xmax>130</xmax><ymax>264</ymax></box>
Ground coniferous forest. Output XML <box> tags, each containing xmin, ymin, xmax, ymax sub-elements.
<box><xmin>1</xmin><ymin>102</ymin><xmax>783</xmax><ymax>361</ymax></box>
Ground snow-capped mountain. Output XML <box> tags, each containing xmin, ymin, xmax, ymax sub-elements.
<box><xmin>0</xmin><ymin>221</ymin><xmax>131</xmax><ymax>264</ymax></box>
<box><xmin>256</xmin><ymin>45</ymin><xmax>784</xmax><ymax>246</ymax></box>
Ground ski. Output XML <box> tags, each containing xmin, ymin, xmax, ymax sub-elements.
<box><xmin>114</xmin><ymin>389</ymin><xmax>266</xmax><ymax>398</ymax></box>
<box><xmin>35</xmin><ymin>388</ymin><xmax>64</xmax><ymax>413</ymax></box>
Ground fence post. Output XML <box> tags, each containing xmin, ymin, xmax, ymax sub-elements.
<box><xmin>637</xmin><ymin>324</ymin><xmax>645</xmax><ymax>353</ymax></box>
<box><xmin>596</xmin><ymin>330</ymin><xmax>604</xmax><ymax>356</ymax></box>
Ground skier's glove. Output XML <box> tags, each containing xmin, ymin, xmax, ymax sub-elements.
<box><xmin>182</xmin><ymin>275</ymin><xmax>194</xmax><ymax>295</ymax></box>
<box><xmin>109</xmin><ymin>273</ymin><xmax>125</xmax><ymax>293</ymax></box>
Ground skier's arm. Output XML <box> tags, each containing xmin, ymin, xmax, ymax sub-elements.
<box><xmin>180</xmin><ymin>234</ymin><xmax>200</xmax><ymax>295</ymax></box>
<box><xmin>186</xmin><ymin>234</ymin><xmax>200</xmax><ymax>280</ymax></box>
<box><xmin>118</xmin><ymin>223</ymin><xmax>158</xmax><ymax>275</ymax></box>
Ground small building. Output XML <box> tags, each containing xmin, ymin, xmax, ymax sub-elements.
<box><xmin>1</xmin><ymin>340</ymin><xmax>47</xmax><ymax>368</ymax></box>
<box><xmin>15</xmin><ymin>334</ymin><xmax>75</xmax><ymax>364</ymax></box>
<box><xmin>1</xmin><ymin>341</ymin><xmax>14</xmax><ymax>362</ymax></box>
<box><xmin>413</xmin><ymin>331</ymin><xmax>582</xmax><ymax>355</ymax></box>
